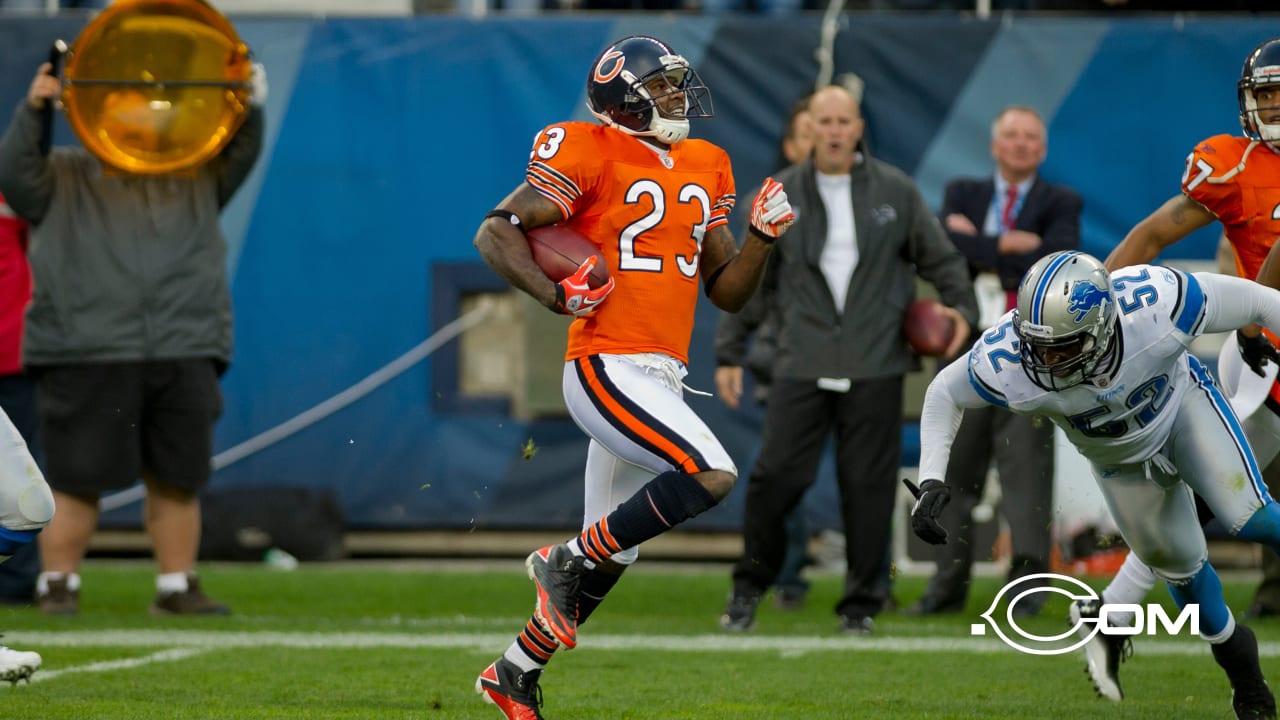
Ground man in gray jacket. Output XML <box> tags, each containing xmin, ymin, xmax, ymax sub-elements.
<box><xmin>0</xmin><ymin>60</ymin><xmax>264</xmax><ymax>615</ymax></box>
<box><xmin>720</xmin><ymin>84</ymin><xmax>977</xmax><ymax>634</ymax></box>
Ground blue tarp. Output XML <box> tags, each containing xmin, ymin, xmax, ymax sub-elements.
<box><xmin>0</xmin><ymin>14</ymin><xmax>1275</xmax><ymax>531</ymax></box>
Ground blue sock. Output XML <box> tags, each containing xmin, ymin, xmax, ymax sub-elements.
<box><xmin>0</xmin><ymin>526</ymin><xmax>39</xmax><ymax>557</ymax></box>
<box><xmin>1166</xmin><ymin>563</ymin><xmax>1230</xmax><ymax>636</ymax></box>
<box><xmin>1238</xmin><ymin>502</ymin><xmax>1280</xmax><ymax>557</ymax></box>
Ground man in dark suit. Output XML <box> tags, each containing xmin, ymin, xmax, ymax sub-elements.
<box><xmin>906</xmin><ymin>105</ymin><xmax>1082</xmax><ymax>617</ymax></box>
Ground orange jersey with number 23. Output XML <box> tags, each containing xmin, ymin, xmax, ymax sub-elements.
<box><xmin>525</xmin><ymin>122</ymin><xmax>736</xmax><ymax>364</ymax></box>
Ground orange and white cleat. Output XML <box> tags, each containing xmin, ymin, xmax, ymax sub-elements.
<box><xmin>525</xmin><ymin>544</ymin><xmax>591</xmax><ymax>649</ymax></box>
<box><xmin>476</xmin><ymin>658</ymin><xmax>545</xmax><ymax>720</ymax></box>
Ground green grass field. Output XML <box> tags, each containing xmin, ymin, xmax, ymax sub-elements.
<box><xmin>0</xmin><ymin>559</ymin><xmax>1274</xmax><ymax>719</ymax></box>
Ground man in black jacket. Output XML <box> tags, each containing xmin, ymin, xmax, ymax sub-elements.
<box><xmin>906</xmin><ymin>105</ymin><xmax>1082</xmax><ymax>617</ymax></box>
<box><xmin>715</xmin><ymin>95</ymin><xmax>817</xmax><ymax>611</ymax></box>
<box><xmin>720</xmin><ymin>84</ymin><xmax>977</xmax><ymax>634</ymax></box>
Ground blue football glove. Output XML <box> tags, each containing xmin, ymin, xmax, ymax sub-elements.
<box><xmin>904</xmin><ymin>478</ymin><xmax>950</xmax><ymax>545</ymax></box>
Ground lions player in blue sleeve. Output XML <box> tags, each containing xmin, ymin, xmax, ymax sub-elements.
<box><xmin>908</xmin><ymin>250</ymin><xmax>1280</xmax><ymax>720</ymax></box>
<box><xmin>0</xmin><ymin>405</ymin><xmax>50</xmax><ymax>683</ymax></box>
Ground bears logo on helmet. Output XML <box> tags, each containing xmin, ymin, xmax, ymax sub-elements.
<box><xmin>586</xmin><ymin>35</ymin><xmax>713</xmax><ymax>146</ymax></box>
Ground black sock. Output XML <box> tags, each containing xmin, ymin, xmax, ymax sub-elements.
<box><xmin>513</xmin><ymin>615</ymin><xmax>558</xmax><ymax>667</ymax></box>
<box><xmin>573</xmin><ymin>471</ymin><xmax>716</xmax><ymax>563</ymax></box>
<box><xmin>1212</xmin><ymin>624</ymin><xmax>1266</xmax><ymax>687</ymax></box>
<box><xmin>577</xmin><ymin>560</ymin><xmax>628</xmax><ymax>625</ymax></box>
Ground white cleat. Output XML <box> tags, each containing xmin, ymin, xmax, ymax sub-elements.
<box><xmin>1070</xmin><ymin>599</ymin><xmax>1129</xmax><ymax>701</ymax></box>
<box><xmin>0</xmin><ymin>645</ymin><xmax>41</xmax><ymax>685</ymax></box>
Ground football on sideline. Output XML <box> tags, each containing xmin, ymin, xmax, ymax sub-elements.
<box><xmin>903</xmin><ymin>298</ymin><xmax>955</xmax><ymax>357</ymax></box>
<box><xmin>527</xmin><ymin>225</ymin><xmax>610</xmax><ymax>289</ymax></box>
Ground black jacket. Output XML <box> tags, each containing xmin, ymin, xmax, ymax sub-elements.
<box><xmin>940</xmin><ymin>176</ymin><xmax>1083</xmax><ymax>293</ymax></box>
<box><xmin>718</xmin><ymin>149</ymin><xmax>977</xmax><ymax>382</ymax></box>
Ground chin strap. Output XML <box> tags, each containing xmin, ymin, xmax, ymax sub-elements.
<box><xmin>649</xmin><ymin>115</ymin><xmax>689</xmax><ymax>144</ymax></box>
<box><xmin>1208</xmin><ymin>140</ymin><xmax>1261</xmax><ymax>184</ymax></box>
<box><xmin>589</xmin><ymin>107</ymin><xmax>688</xmax><ymax>146</ymax></box>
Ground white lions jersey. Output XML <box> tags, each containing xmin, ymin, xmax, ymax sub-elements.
<box><xmin>967</xmin><ymin>263</ymin><xmax>1198</xmax><ymax>466</ymax></box>
<box><xmin>966</xmin><ymin>264</ymin><xmax>1205</xmax><ymax>465</ymax></box>
<box><xmin>921</xmin><ymin>266</ymin><xmax>1280</xmax><ymax>580</ymax></box>
<box><xmin>919</xmin><ymin>265</ymin><xmax>1280</xmax><ymax>479</ymax></box>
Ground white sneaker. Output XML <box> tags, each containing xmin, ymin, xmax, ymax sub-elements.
<box><xmin>0</xmin><ymin>645</ymin><xmax>41</xmax><ymax>684</ymax></box>
<box><xmin>1070</xmin><ymin>599</ymin><xmax>1129</xmax><ymax>701</ymax></box>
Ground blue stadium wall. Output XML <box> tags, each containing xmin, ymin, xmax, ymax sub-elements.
<box><xmin>0</xmin><ymin>14</ymin><xmax>1275</xmax><ymax>532</ymax></box>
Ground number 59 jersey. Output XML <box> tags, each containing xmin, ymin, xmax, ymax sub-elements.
<box><xmin>525</xmin><ymin>122</ymin><xmax>736</xmax><ymax>364</ymax></box>
<box><xmin>968</xmin><ymin>265</ymin><xmax>1210</xmax><ymax>466</ymax></box>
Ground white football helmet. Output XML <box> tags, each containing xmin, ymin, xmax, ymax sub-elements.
<box><xmin>1014</xmin><ymin>251</ymin><xmax>1117</xmax><ymax>390</ymax></box>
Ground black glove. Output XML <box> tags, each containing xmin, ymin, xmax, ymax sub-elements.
<box><xmin>903</xmin><ymin>478</ymin><xmax>951</xmax><ymax>545</ymax></box>
<box><xmin>1238</xmin><ymin>330</ymin><xmax>1280</xmax><ymax>378</ymax></box>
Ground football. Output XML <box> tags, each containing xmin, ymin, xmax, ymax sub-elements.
<box><xmin>527</xmin><ymin>224</ymin><xmax>610</xmax><ymax>289</ymax></box>
<box><xmin>903</xmin><ymin>298</ymin><xmax>956</xmax><ymax>357</ymax></box>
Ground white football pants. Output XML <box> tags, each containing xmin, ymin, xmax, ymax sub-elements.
<box><xmin>1090</xmin><ymin>370</ymin><xmax>1268</xmax><ymax>581</ymax></box>
<box><xmin>0</xmin><ymin>407</ymin><xmax>53</xmax><ymax>536</ymax></box>
<box><xmin>562</xmin><ymin>353</ymin><xmax>736</xmax><ymax>565</ymax></box>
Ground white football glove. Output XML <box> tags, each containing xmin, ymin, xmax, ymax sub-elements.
<box><xmin>749</xmin><ymin>176</ymin><xmax>796</xmax><ymax>240</ymax></box>
<box><xmin>249</xmin><ymin>62</ymin><xmax>268</xmax><ymax>106</ymax></box>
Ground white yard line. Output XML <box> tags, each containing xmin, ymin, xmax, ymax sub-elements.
<box><xmin>6</xmin><ymin>630</ymin><xmax>1269</xmax><ymax>657</ymax></box>
<box><xmin>31</xmin><ymin>647</ymin><xmax>214</xmax><ymax>683</ymax></box>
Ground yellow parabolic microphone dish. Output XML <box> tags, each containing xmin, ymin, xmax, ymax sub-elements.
<box><xmin>61</xmin><ymin>0</ymin><xmax>252</xmax><ymax>174</ymax></box>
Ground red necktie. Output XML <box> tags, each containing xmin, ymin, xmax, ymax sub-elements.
<box><xmin>1001</xmin><ymin>185</ymin><xmax>1019</xmax><ymax>233</ymax></box>
<box><xmin>1003</xmin><ymin>185</ymin><xmax>1020</xmax><ymax>310</ymax></box>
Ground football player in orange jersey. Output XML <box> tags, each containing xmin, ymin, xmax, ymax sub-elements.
<box><xmin>472</xmin><ymin>35</ymin><xmax>794</xmax><ymax>719</ymax></box>
<box><xmin>1076</xmin><ymin>38</ymin><xmax>1280</xmax><ymax>709</ymax></box>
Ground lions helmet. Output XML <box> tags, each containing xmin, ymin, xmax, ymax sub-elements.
<box><xmin>1014</xmin><ymin>251</ymin><xmax>1117</xmax><ymax>391</ymax></box>
<box><xmin>1239</xmin><ymin>37</ymin><xmax>1280</xmax><ymax>147</ymax></box>
<box><xmin>586</xmin><ymin>35</ymin><xmax>713</xmax><ymax>146</ymax></box>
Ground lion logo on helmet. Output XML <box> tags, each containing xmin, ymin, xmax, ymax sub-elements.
<box><xmin>1066</xmin><ymin>280</ymin><xmax>1109</xmax><ymax>324</ymax></box>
